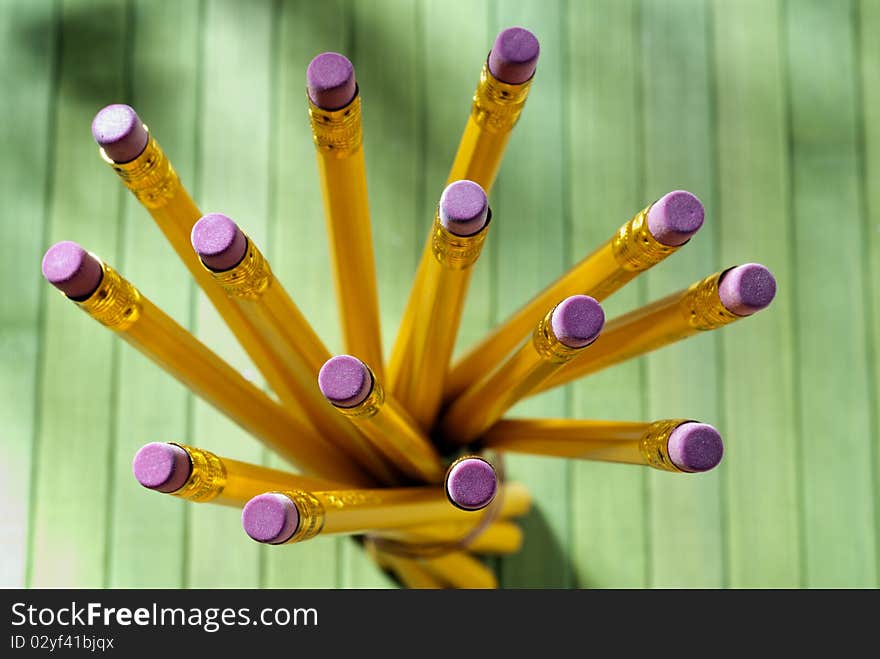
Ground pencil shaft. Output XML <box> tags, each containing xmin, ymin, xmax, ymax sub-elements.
<box><xmin>381</xmin><ymin>520</ymin><xmax>523</xmax><ymax>555</ymax></box>
<box><xmin>310</xmin><ymin>97</ymin><xmax>384</xmax><ymax>379</ymax></box>
<box><xmin>420</xmin><ymin>552</ymin><xmax>498</xmax><ymax>589</ymax></box>
<box><xmin>373</xmin><ymin>551</ymin><xmax>445</xmax><ymax>589</ymax></box>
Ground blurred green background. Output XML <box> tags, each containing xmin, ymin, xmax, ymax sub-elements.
<box><xmin>1</xmin><ymin>0</ymin><xmax>877</xmax><ymax>588</ymax></box>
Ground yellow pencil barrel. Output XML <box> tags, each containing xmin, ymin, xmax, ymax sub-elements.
<box><xmin>533</xmin><ymin>264</ymin><xmax>778</xmax><ymax>394</ymax></box>
<box><xmin>307</xmin><ymin>54</ymin><xmax>384</xmax><ymax>380</ymax></box>
<box><xmin>318</xmin><ymin>355</ymin><xmax>446</xmax><ymax>484</ymax></box>
<box><xmin>444</xmin><ymin>191</ymin><xmax>705</xmax><ymax>402</ymax></box>
<box><xmin>380</xmin><ymin>520</ymin><xmax>523</xmax><ymax>555</ymax></box>
<box><xmin>440</xmin><ymin>295</ymin><xmax>605</xmax><ymax>446</ymax></box>
<box><xmin>419</xmin><ymin>552</ymin><xmax>498</xmax><ymax>589</ymax></box>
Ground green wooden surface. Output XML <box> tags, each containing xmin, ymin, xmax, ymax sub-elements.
<box><xmin>2</xmin><ymin>0</ymin><xmax>878</xmax><ymax>588</ymax></box>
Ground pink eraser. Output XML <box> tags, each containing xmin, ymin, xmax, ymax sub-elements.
<box><xmin>550</xmin><ymin>295</ymin><xmax>605</xmax><ymax>348</ymax></box>
<box><xmin>91</xmin><ymin>104</ymin><xmax>149</xmax><ymax>163</ymax></box>
<box><xmin>646</xmin><ymin>190</ymin><xmax>704</xmax><ymax>247</ymax></box>
<box><xmin>318</xmin><ymin>355</ymin><xmax>373</xmax><ymax>408</ymax></box>
<box><xmin>718</xmin><ymin>263</ymin><xmax>777</xmax><ymax>316</ymax></box>
<box><xmin>307</xmin><ymin>52</ymin><xmax>357</xmax><ymax>111</ymax></box>
<box><xmin>667</xmin><ymin>422</ymin><xmax>724</xmax><ymax>473</ymax></box>
<box><xmin>191</xmin><ymin>214</ymin><xmax>248</xmax><ymax>272</ymax></box>
<box><xmin>41</xmin><ymin>241</ymin><xmax>103</xmax><ymax>300</ymax></box>
<box><xmin>487</xmin><ymin>27</ymin><xmax>540</xmax><ymax>84</ymax></box>
<box><xmin>445</xmin><ymin>457</ymin><xmax>497</xmax><ymax>511</ymax></box>
<box><xmin>242</xmin><ymin>493</ymin><xmax>300</xmax><ymax>544</ymax></box>
<box><xmin>439</xmin><ymin>180</ymin><xmax>490</xmax><ymax>237</ymax></box>
<box><xmin>132</xmin><ymin>443</ymin><xmax>192</xmax><ymax>493</ymax></box>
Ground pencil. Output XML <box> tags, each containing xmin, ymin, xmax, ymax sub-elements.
<box><xmin>307</xmin><ymin>53</ymin><xmax>384</xmax><ymax>379</ymax></box>
<box><xmin>367</xmin><ymin>541</ymin><xmax>497</xmax><ymax>589</ymax></box>
<box><xmin>444</xmin><ymin>455</ymin><xmax>497</xmax><ymax>511</ymax></box>
<box><xmin>92</xmin><ymin>105</ymin><xmax>309</xmax><ymax>421</ymax></box>
<box><xmin>378</xmin><ymin>520</ymin><xmax>523</xmax><ymax>555</ymax></box>
<box><xmin>439</xmin><ymin>295</ymin><xmax>605</xmax><ymax>446</ymax></box>
<box><xmin>191</xmin><ymin>214</ymin><xmax>398</xmax><ymax>485</ymax></box>
<box><xmin>241</xmin><ymin>482</ymin><xmax>531</xmax><ymax>546</ymax></box>
<box><xmin>482</xmin><ymin>419</ymin><xmax>724</xmax><ymax>473</ymax></box>
<box><xmin>533</xmin><ymin>263</ymin><xmax>778</xmax><ymax>394</ymax></box>
<box><xmin>447</xmin><ymin>26</ymin><xmax>540</xmax><ymax>190</ymax></box>
<box><xmin>317</xmin><ymin>355</ymin><xmax>445</xmax><ymax>483</ymax></box>
<box><xmin>41</xmin><ymin>241</ymin><xmax>369</xmax><ymax>487</ymax></box>
<box><xmin>132</xmin><ymin>442</ymin><xmax>348</xmax><ymax>504</ymax></box>
<box><xmin>444</xmin><ymin>190</ymin><xmax>704</xmax><ymax>402</ymax></box>
<box><xmin>386</xmin><ymin>180</ymin><xmax>491</xmax><ymax>430</ymax></box>
<box><xmin>368</xmin><ymin>547</ymin><xmax>445</xmax><ymax>589</ymax></box>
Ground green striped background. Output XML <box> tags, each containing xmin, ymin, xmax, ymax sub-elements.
<box><xmin>1</xmin><ymin>0</ymin><xmax>877</xmax><ymax>588</ymax></box>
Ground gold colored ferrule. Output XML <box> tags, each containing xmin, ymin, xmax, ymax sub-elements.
<box><xmin>208</xmin><ymin>236</ymin><xmax>272</xmax><ymax>300</ymax></box>
<box><xmin>638</xmin><ymin>419</ymin><xmax>688</xmax><ymax>472</ymax></box>
<box><xmin>76</xmin><ymin>262</ymin><xmax>142</xmax><ymax>332</ymax></box>
<box><xmin>279</xmin><ymin>490</ymin><xmax>326</xmax><ymax>544</ymax></box>
<box><xmin>532</xmin><ymin>307</ymin><xmax>588</xmax><ymax>364</ymax></box>
<box><xmin>612</xmin><ymin>204</ymin><xmax>682</xmax><ymax>271</ymax></box>
<box><xmin>430</xmin><ymin>212</ymin><xmax>490</xmax><ymax>270</ymax></box>
<box><xmin>471</xmin><ymin>63</ymin><xmax>533</xmax><ymax>133</ymax></box>
<box><xmin>679</xmin><ymin>271</ymin><xmax>739</xmax><ymax>331</ymax></box>
<box><xmin>307</xmin><ymin>93</ymin><xmax>363</xmax><ymax>157</ymax></box>
<box><xmin>100</xmin><ymin>132</ymin><xmax>180</xmax><ymax>209</ymax></box>
<box><xmin>170</xmin><ymin>444</ymin><xmax>227</xmax><ymax>502</ymax></box>
<box><xmin>334</xmin><ymin>368</ymin><xmax>384</xmax><ymax>420</ymax></box>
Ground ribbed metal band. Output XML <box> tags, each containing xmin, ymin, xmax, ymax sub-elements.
<box><xmin>208</xmin><ymin>236</ymin><xmax>272</xmax><ymax>300</ymax></box>
<box><xmin>531</xmin><ymin>307</ymin><xmax>588</xmax><ymax>364</ymax></box>
<box><xmin>334</xmin><ymin>367</ymin><xmax>384</xmax><ymax>420</ymax></box>
<box><xmin>471</xmin><ymin>63</ymin><xmax>533</xmax><ymax>133</ymax></box>
<box><xmin>76</xmin><ymin>262</ymin><xmax>142</xmax><ymax>332</ymax></box>
<box><xmin>679</xmin><ymin>271</ymin><xmax>739</xmax><ymax>331</ymax></box>
<box><xmin>430</xmin><ymin>211</ymin><xmax>490</xmax><ymax>270</ymax></box>
<box><xmin>638</xmin><ymin>419</ymin><xmax>688</xmax><ymax>472</ymax></box>
<box><xmin>281</xmin><ymin>490</ymin><xmax>326</xmax><ymax>544</ymax></box>
<box><xmin>171</xmin><ymin>444</ymin><xmax>227</xmax><ymax>502</ymax></box>
<box><xmin>307</xmin><ymin>93</ymin><xmax>363</xmax><ymax>157</ymax></box>
<box><xmin>101</xmin><ymin>132</ymin><xmax>180</xmax><ymax>209</ymax></box>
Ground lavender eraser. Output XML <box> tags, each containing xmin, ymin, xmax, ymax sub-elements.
<box><xmin>445</xmin><ymin>457</ymin><xmax>497</xmax><ymax>511</ymax></box>
<box><xmin>646</xmin><ymin>190</ymin><xmax>704</xmax><ymax>247</ymax></box>
<box><xmin>41</xmin><ymin>241</ymin><xmax>103</xmax><ymax>300</ymax></box>
<box><xmin>667</xmin><ymin>422</ymin><xmax>724</xmax><ymax>473</ymax></box>
<box><xmin>242</xmin><ymin>493</ymin><xmax>300</xmax><ymax>544</ymax></box>
<box><xmin>550</xmin><ymin>295</ymin><xmax>605</xmax><ymax>348</ymax></box>
<box><xmin>191</xmin><ymin>214</ymin><xmax>248</xmax><ymax>272</ymax></box>
<box><xmin>132</xmin><ymin>443</ymin><xmax>192</xmax><ymax>493</ymax></box>
<box><xmin>307</xmin><ymin>52</ymin><xmax>357</xmax><ymax>111</ymax></box>
<box><xmin>439</xmin><ymin>180</ymin><xmax>489</xmax><ymax>237</ymax></box>
<box><xmin>91</xmin><ymin>104</ymin><xmax>149</xmax><ymax>163</ymax></box>
<box><xmin>318</xmin><ymin>355</ymin><xmax>374</xmax><ymax>408</ymax></box>
<box><xmin>718</xmin><ymin>263</ymin><xmax>777</xmax><ymax>316</ymax></box>
<box><xmin>487</xmin><ymin>27</ymin><xmax>540</xmax><ymax>85</ymax></box>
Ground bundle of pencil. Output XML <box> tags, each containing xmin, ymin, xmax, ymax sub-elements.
<box><xmin>40</xmin><ymin>23</ymin><xmax>777</xmax><ymax>589</ymax></box>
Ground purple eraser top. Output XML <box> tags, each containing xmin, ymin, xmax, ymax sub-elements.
<box><xmin>318</xmin><ymin>355</ymin><xmax>374</xmax><ymax>408</ymax></box>
<box><xmin>550</xmin><ymin>295</ymin><xmax>605</xmax><ymax>348</ymax></box>
<box><xmin>307</xmin><ymin>52</ymin><xmax>357</xmax><ymax>111</ymax></box>
<box><xmin>41</xmin><ymin>241</ymin><xmax>103</xmax><ymax>300</ymax></box>
<box><xmin>91</xmin><ymin>104</ymin><xmax>149</xmax><ymax>163</ymax></box>
<box><xmin>646</xmin><ymin>190</ymin><xmax>704</xmax><ymax>246</ymax></box>
<box><xmin>439</xmin><ymin>180</ymin><xmax>489</xmax><ymax>236</ymax></box>
<box><xmin>191</xmin><ymin>214</ymin><xmax>248</xmax><ymax>272</ymax></box>
<box><xmin>718</xmin><ymin>263</ymin><xmax>777</xmax><ymax>316</ymax></box>
<box><xmin>446</xmin><ymin>457</ymin><xmax>497</xmax><ymax>511</ymax></box>
<box><xmin>242</xmin><ymin>493</ymin><xmax>300</xmax><ymax>544</ymax></box>
<box><xmin>487</xmin><ymin>27</ymin><xmax>540</xmax><ymax>85</ymax></box>
<box><xmin>667</xmin><ymin>422</ymin><xmax>724</xmax><ymax>473</ymax></box>
<box><xmin>132</xmin><ymin>443</ymin><xmax>192</xmax><ymax>493</ymax></box>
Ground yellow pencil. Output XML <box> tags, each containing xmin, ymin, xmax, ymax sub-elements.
<box><xmin>377</xmin><ymin>520</ymin><xmax>523</xmax><ymax>556</ymax></box>
<box><xmin>533</xmin><ymin>263</ymin><xmax>778</xmax><ymax>395</ymax></box>
<box><xmin>241</xmin><ymin>482</ymin><xmax>531</xmax><ymax>546</ymax></box>
<box><xmin>92</xmin><ymin>105</ymin><xmax>308</xmax><ymax>421</ymax></box>
<box><xmin>367</xmin><ymin>541</ymin><xmax>497</xmax><ymax>589</ymax></box>
<box><xmin>42</xmin><ymin>241</ymin><xmax>370</xmax><ymax>487</ymax></box>
<box><xmin>483</xmin><ymin>418</ymin><xmax>725</xmax><ymax>473</ymax></box>
<box><xmin>191</xmin><ymin>213</ymin><xmax>398</xmax><ymax>485</ymax></box>
<box><xmin>444</xmin><ymin>190</ymin><xmax>705</xmax><ymax>402</ymax></box>
<box><xmin>307</xmin><ymin>53</ymin><xmax>384</xmax><ymax>379</ymax></box>
<box><xmin>386</xmin><ymin>180</ymin><xmax>491</xmax><ymax>430</ymax></box>
<box><xmin>318</xmin><ymin>355</ymin><xmax>446</xmax><ymax>483</ymax></box>
<box><xmin>439</xmin><ymin>295</ymin><xmax>605</xmax><ymax>446</ymax></box>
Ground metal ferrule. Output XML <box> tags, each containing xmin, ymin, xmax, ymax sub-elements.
<box><xmin>471</xmin><ymin>62</ymin><xmax>533</xmax><ymax>133</ymax></box>
<box><xmin>307</xmin><ymin>92</ymin><xmax>363</xmax><ymax>157</ymax></box>
<box><xmin>531</xmin><ymin>307</ymin><xmax>591</xmax><ymax>364</ymax></box>
<box><xmin>170</xmin><ymin>444</ymin><xmax>227</xmax><ymax>502</ymax></box>
<box><xmin>279</xmin><ymin>490</ymin><xmax>326</xmax><ymax>544</ymax></box>
<box><xmin>334</xmin><ymin>368</ymin><xmax>384</xmax><ymax>420</ymax></box>
<box><xmin>611</xmin><ymin>204</ymin><xmax>682</xmax><ymax>271</ymax></box>
<box><xmin>679</xmin><ymin>271</ymin><xmax>739</xmax><ymax>331</ymax></box>
<box><xmin>430</xmin><ymin>211</ymin><xmax>490</xmax><ymax>270</ymax></box>
<box><xmin>638</xmin><ymin>419</ymin><xmax>688</xmax><ymax>472</ymax></box>
<box><xmin>101</xmin><ymin>132</ymin><xmax>180</xmax><ymax>209</ymax></box>
<box><xmin>207</xmin><ymin>236</ymin><xmax>272</xmax><ymax>300</ymax></box>
<box><xmin>76</xmin><ymin>262</ymin><xmax>142</xmax><ymax>332</ymax></box>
